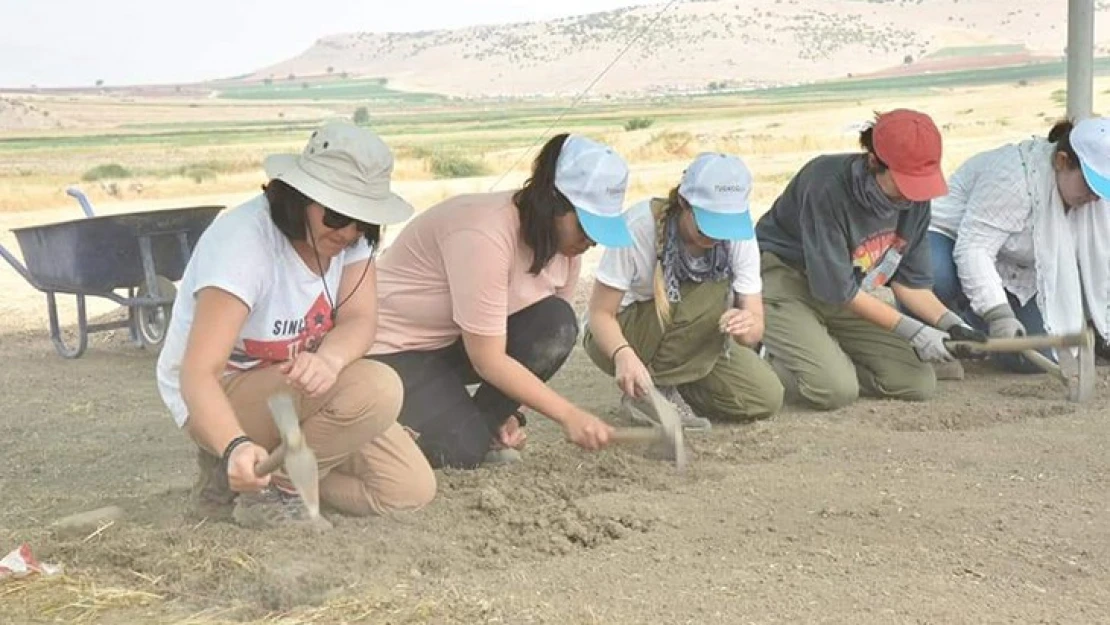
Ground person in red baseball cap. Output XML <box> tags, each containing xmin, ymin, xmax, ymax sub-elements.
<box><xmin>870</xmin><ymin>108</ymin><xmax>950</xmax><ymax>201</ymax></box>
<box><xmin>754</xmin><ymin>109</ymin><xmax>987</xmax><ymax>412</ymax></box>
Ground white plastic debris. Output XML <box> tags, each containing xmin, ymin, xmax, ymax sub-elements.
<box><xmin>0</xmin><ymin>544</ymin><xmax>62</xmax><ymax>581</ymax></box>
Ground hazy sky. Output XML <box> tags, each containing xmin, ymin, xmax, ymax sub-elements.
<box><xmin>0</xmin><ymin>0</ymin><xmax>658</xmax><ymax>88</ymax></box>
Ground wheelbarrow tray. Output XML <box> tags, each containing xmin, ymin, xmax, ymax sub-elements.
<box><xmin>11</xmin><ymin>205</ymin><xmax>223</xmax><ymax>295</ymax></box>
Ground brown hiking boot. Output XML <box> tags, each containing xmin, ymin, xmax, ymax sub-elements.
<box><xmin>190</xmin><ymin>448</ymin><xmax>236</xmax><ymax>522</ymax></box>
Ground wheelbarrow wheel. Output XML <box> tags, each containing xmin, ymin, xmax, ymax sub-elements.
<box><xmin>135</xmin><ymin>275</ymin><xmax>177</xmax><ymax>349</ymax></box>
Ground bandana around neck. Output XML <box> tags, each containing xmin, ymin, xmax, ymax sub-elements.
<box><xmin>848</xmin><ymin>155</ymin><xmax>917</xmax><ymax>216</ymax></box>
<box><xmin>659</xmin><ymin>209</ymin><xmax>732</xmax><ymax>303</ymax></box>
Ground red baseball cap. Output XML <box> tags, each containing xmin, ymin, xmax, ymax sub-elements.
<box><xmin>871</xmin><ymin>109</ymin><xmax>948</xmax><ymax>201</ymax></box>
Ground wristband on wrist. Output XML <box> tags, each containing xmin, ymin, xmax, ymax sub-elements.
<box><xmin>510</xmin><ymin>410</ymin><xmax>527</xmax><ymax>427</ymax></box>
<box><xmin>221</xmin><ymin>435</ymin><xmax>253</xmax><ymax>470</ymax></box>
<box><xmin>610</xmin><ymin>343</ymin><xmax>632</xmax><ymax>362</ymax></box>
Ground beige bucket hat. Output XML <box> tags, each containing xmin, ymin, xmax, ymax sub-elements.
<box><xmin>263</xmin><ymin>120</ymin><xmax>414</xmax><ymax>225</ymax></box>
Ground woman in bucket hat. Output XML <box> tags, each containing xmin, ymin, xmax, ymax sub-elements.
<box><xmin>156</xmin><ymin>120</ymin><xmax>436</xmax><ymax>528</ymax></box>
<box><xmin>583</xmin><ymin>152</ymin><xmax>784</xmax><ymax>431</ymax></box>
<box><xmin>925</xmin><ymin>116</ymin><xmax>1110</xmax><ymax>375</ymax></box>
<box><xmin>754</xmin><ymin>109</ymin><xmax>987</xmax><ymax>411</ymax></box>
<box><xmin>365</xmin><ymin>133</ymin><xmax>634</xmax><ymax>470</ymax></box>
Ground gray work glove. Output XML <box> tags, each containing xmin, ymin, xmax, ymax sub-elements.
<box><xmin>935</xmin><ymin>310</ymin><xmax>990</xmax><ymax>359</ymax></box>
<box><xmin>936</xmin><ymin>310</ymin><xmax>966</xmax><ymax>332</ymax></box>
<box><xmin>893</xmin><ymin>316</ymin><xmax>954</xmax><ymax>363</ymax></box>
<box><xmin>983</xmin><ymin>304</ymin><xmax>1025</xmax><ymax>338</ymax></box>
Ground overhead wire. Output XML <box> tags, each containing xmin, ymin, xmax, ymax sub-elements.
<box><xmin>487</xmin><ymin>0</ymin><xmax>684</xmax><ymax>191</ymax></box>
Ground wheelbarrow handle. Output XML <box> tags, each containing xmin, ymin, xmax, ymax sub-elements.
<box><xmin>0</xmin><ymin>240</ymin><xmax>33</xmax><ymax>285</ymax></box>
<box><xmin>65</xmin><ymin>186</ymin><xmax>96</xmax><ymax>218</ymax></box>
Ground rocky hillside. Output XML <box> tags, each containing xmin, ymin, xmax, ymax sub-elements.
<box><xmin>243</xmin><ymin>0</ymin><xmax>1110</xmax><ymax>97</ymax></box>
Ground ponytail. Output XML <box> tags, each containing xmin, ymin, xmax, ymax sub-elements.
<box><xmin>651</xmin><ymin>186</ymin><xmax>685</xmax><ymax>329</ymax></box>
<box><xmin>652</xmin><ymin>261</ymin><xmax>670</xmax><ymax>328</ymax></box>
<box><xmin>1048</xmin><ymin>119</ymin><xmax>1081</xmax><ymax>169</ymax></box>
<box><xmin>1048</xmin><ymin>119</ymin><xmax>1074</xmax><ymax>143</ymax></box>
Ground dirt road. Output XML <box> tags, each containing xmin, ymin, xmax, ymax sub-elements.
<box><xmin>2</xmin><ymin>201</ymin><xmax>1109</xmax><ymax>624</ymax></box>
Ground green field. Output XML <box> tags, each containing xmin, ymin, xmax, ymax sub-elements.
<box><xmin>0</xmin><ymin>56</ymin><xmax>1099</xmax><ymax>179</ymax></box>
<box><xmin>215</xmin><ymin>77</ymin><xmax>444</xmax><ymax>103</ymax></box>
<box><xmin>925</xmin><ymin>44</ymin><xmax>1029</xmax><ymax>59</ymax></box>
<box><xmin>0</xmin><ymin>96</ymin><xmax>816</xmax><ymax>154</ymax></box>
<box><xmin>746</xmin><ymin>57</ymin><xmax>1110</xmax><ymax>100</ymax></box>
<box><xmin>4</xmin><ymin>56</ymin><xmax>1094</xmax><ymax>157</ymax></box>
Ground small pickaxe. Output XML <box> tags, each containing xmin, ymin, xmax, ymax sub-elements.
<box><xmin>1020</xmin><ymin>328</ymin><xmax>1096</xmax><ymax>403</ymax></box>
<box><xmin>253</xmin><ymin>393</ymin><xmax>322</xmax><ymax>520</ymax></box>
<box><xmin>946</xmin><ymin>328</ymin><xmax>1096</xmax><ymax>403</ymax></box>
<box><xmin>610</xmin><ymin>386</ymin><xmax>687</xmax><ymax>470</ymax></box>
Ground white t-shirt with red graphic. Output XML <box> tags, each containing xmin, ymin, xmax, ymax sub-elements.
<box><xmin>156</xmin><ymin>193</ymin><xmax>373</xmax><ymax>428</ymax></box>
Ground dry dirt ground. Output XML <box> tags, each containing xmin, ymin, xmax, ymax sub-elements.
<box><xmin>2</xmin><ymin>202</ymin><xmax>1110</xmax><ymax>624</ymax></box>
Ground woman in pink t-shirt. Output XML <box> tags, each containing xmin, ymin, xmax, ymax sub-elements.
<box><xmin>369</xmin><ymin>134</ymin><xmax>636</xmax><ymax>469</ymax></box>
<box><xmin>157</xmin><ymin>121</ymin><xmax>435</xmax><ymax>528</ymax></box>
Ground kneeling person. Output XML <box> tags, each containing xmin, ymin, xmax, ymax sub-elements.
<box><xmin>755</xmin><ymin>109</ymin><xmax>986</xmax><ymax>411</ymax></box>
<box><xmin>367</xmin><ymin>133</ymin><xmax>633</xmax><ymax>469</ymax></box>
<box><xmin>157</xmin><ymin>121</ymin><xmax>436</xmax><ymax>527</ymax></box>
<box><xmin>584</xmin><ymin>152</ymin><xmax>785</xmax><ymax>429</ymax></box>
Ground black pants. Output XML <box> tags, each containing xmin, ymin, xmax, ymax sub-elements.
<box><xmin>370</xmin><ymin>296</ymin><xmax>578</xmax><ymax>469</ymax></box>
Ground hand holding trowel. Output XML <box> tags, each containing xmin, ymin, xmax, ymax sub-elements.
<box><xmin>252</xmin><ymin>392</ymin><xmax>322</xmax><ymax>521</ymax></box>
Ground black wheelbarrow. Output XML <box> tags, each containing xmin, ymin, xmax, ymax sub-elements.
<box><xmin>0</xmin><ymin>187</ymin><xmax>224</xmax><ymax>358</ymax></box>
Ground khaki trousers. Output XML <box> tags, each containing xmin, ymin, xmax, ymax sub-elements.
<box><xmin>759</xmin><ymin>252</ymin><xmax>935</xmax><ymax>411</ymax></box>
<box><xmin>220</xmin><ymin>359</ymin><xmax>436</xmax><ymax>517</ymax></box>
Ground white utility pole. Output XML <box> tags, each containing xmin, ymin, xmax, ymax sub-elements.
<box><xmin>1067</xmin><ymin>0</ymin><xmax>1096</xmax><ymax>120</ymax></box>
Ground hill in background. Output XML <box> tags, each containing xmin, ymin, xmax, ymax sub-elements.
<box><xmin>233</xmin><ymin>0</ymin><xmax>1110</xmax><ymax>97</ymax></box>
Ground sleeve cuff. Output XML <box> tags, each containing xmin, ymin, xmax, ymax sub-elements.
<box><xmin>191</xmin><ymin>278</ymin><xmax>255</xmax><ymax>312</ymax></box>
<box><xmin>594</xmin><ymin>269</ymin><xmax>632</xmax><ymax>292</ymax></box>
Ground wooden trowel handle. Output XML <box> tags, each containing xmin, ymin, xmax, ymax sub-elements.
<box><xmin>253</xmin><ymin>443</ymin><xmax>287</xmax><ymax>476</ymax></box>
<box><xmin>610</xmin><ymin>428</ymin><xmax>665</xmax><ymax>444</ymax></box>
<box><xmin>946</xmin><ymin>333</ymin><xmax>1084</xmax><ymax>353</ymax></box>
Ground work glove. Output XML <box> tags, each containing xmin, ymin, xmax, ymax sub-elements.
<box><xmin>893</xmin><ymin>315</ymin><xmax>989</xmax><ymax>362</ymax></box>
<box><xmin>893</xmin><ymin>316</ymin><xmax>955</xmax><ymax>363</ymax></box>
<box><xmin>936</xmin><ymin>310</ymin><xmax>990</xmax><ymax>359</ymax></box>
<box><xmin>983</xmin><ymin>304</ymin><xmax>1025</xmax><ymax>338</ymax></box>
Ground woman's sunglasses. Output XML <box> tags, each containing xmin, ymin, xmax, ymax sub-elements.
<box><xmin>322</xmin><ymin>207</ymin><xmax>374</xmax><ymax>234</ymax></box>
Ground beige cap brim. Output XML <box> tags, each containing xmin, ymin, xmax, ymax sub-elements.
<box><xmin>263</xmin><ymin>154</ymin><xmax>414</xmax><ymax>226</ymax></box>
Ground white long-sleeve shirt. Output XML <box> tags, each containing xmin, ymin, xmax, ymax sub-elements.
<box><xmin>929</xmin><ymin>143</ymin><xmax>1037</xmax><ymax>315</ymax></box>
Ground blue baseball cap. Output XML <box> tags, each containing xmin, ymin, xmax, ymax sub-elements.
<box><xmin>553</xmin><ymin>134</ymin><xmax>634</xmax><ymax>248</ymax></box>
<box><xmin>1072</xmin><ymin>116</ymin><xmax>1110</xmax><ymax>200</ymax></box>
<box><xmin>677</xmin><ymin>152</ymin><xmax>755</xmax><ymax>240</ymax></box>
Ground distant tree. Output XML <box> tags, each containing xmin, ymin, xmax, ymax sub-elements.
<box><xmin>353</xmin><ymin>106</ymin><xmax>370</xmax><ymax>125</ymax></box>
<box><xmin>327</xmin><ymin>66</ymin><xmax>335</xmax><ymax>74</ymax></box>
<box><xmin>95</xmin><ymin>79</ymin><xmax>104</xmax><ymax>87</ymax></box>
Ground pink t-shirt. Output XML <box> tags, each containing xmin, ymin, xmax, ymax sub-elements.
<box><xmin>370</xmin><ymin>190</ymin><xmax>580</xmax><ymax>354</ymax></box>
